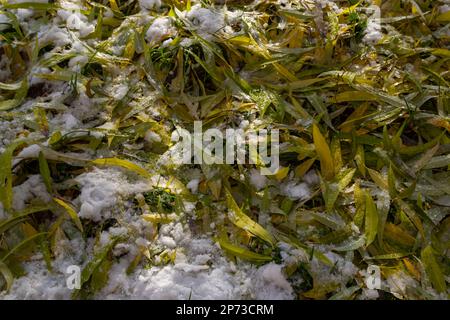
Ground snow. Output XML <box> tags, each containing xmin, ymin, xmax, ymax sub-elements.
<box><xmin>16</xmin><ymin>144</ymin><xmax>41</xmax><ymax>159</ymax></box>
<box><xmin>12</xmin><ymin>175</ymin><xmax>52</xmax><ymax>211</ymax></box>
<box><xmin>68</xmin><ymin>55</ymin><xmax>89</xmax><ymax>72</ymax></box>
<box><xmin>1</xmin><ymin>210</ymin><xmax>295</xmax><ymax>300</ymax></box>
<box><xmin>146</xmin><ymin>17</ymin><xmax>176</xmax><ymax>43</ymax></box>
<box><xmin>37</xmin><ymin>25</ymin><xmax>71</xmax><ymax>47</ymax></box>
<box><xmin>51</xmin><ymin>113</ymin><xmax>81</xmax><ymax>132</ymax></box>
<box><xmin>111</xmin><ymin>84</ymin><xmax>129</xmax><ymax>100</ymax></box>
<box><xmin>56</xmin><ymin>1</ymin><xmax>95</xmax><ymax>37</ymax></box>
<box><xmin>249</xmin><ymin>169</ymin><xmax>268</xmax><ymax>191</ymax></box>
<box><xmin>185</xmin><ymin>4</ymin><xmax>225</xmax><ymax>40</ymax></box>
<box><xmin>303</xmin><ymin>170</ymin><xmax>319</xmax><ymax>185</ymax></box>
<box><xmin>360</xmin><ymin>288</ymin><xmax>379</xmax><ymax>300</ymax></box>
<box><xmin>74</xmin><ymin>168</ymin><xmax>149</xmax><ymax>222</ymax></box>
<box><xmin>363</xmin><ymin>19</ymin><xmax>383</xmax><ymax>45</ymax></box>
<box><xmin>281</xmin><ymin>181</ymin><xmax>311</xmax><ymax>200</ymax></box>
<box><xmin>1</xmin><ymin>237</ymin><xmax>87</xmax><ymax>300</ymax></box>
<box><xmin>439</xmin><ymin>4</ymin><xmax>450</xmax><ymax>14</ymax></box>
<box><xmin>0</xmin><ymin>14</ymin><xmax>9</xmax><ymax>31</ymax></box>
<box><xmin>139</xmin><ymin>0</ymin><xmax>162</xmax><ymax>10</ymax></box>
<box><xmin>186</xmin><ymin>178</ymin><xmax>200</xmax><ymax>194</ymax></box>
<box><xmin>252</xmin><ymin>263</ymin><xmax>294</xmax><ymax>300</ymax></box>
<box><xmin>144</xmin><ymin>130</ymin><xmax>162</xmax><ymax>144</ymax></box>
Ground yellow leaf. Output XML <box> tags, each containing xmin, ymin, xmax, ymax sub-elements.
<box><xmin>53</xmin><ymin>198</ymin><xmax>83</xmax><ymax>233</ymax></box>
<box><xmin>431</xmin><ymin>48</ymin><xmax>450</xmax><ymax>57</ymax></box>
<box><xmin>225</xmin><ymin>188</ymin><xmax>275</xmax><ymax>246</ymax></box>
<box><xmin>312</xmin><ymin>124</ymin><xmax>334</xmax><ymax>180</ymax></box>
<box><xmin>274</xmin><ymin>166</ymin><xmax>289</xmax><ymax>181</ymax></box>
<box><xmin>295</xmin><ymin>158</ymin><xmax>315</xmax><ymax>178</ymax></box>
<box><xmin>21</xmin><ymin>222</ymin><xmax>38</xmax><ymax>237</ymax></box>
<box><xmin>91</xmin><ymin>157</ymin><xmax>151</xmax><ymax>179</ymax></box>
<box><xmin>367</xmin><ymin>167</ymin><xmax>388</xmax><ymax>190</ymax></box>
<box><xmin>436</xmin><ymin>10</ymin><xmax>450</xmax><ymax>22</ymax></box>
<box><xmin>217</xmin><ymin>237</ymin><xmax>272</xmax><ymax>262</ymax></box>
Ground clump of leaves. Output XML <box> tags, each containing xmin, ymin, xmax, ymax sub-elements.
<box><xmin>142</xmin><ymin>187</ymin><xmax>177</xmax><ymax>213</ymax></box>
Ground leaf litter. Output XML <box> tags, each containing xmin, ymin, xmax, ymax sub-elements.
<box><xmin>0</xmin><ymin>0</ymin><xmax>449</xmax><ymax>300</ymax></box>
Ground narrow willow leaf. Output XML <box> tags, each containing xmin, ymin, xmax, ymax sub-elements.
<box><xmin>355</xmin><ymin>144</ymin><xmax>366</xmax><ymax>177</ymax></box>
<box><xmin>387</xmin><ymin>165</ymin><xmax>397</xmax><ymax>198</ymax></box>
<box><xmin>0</xmin><ymin>140</ymin><xmax>27</xmax><ymax>211</ymax></box>
<box><xmin>367</xmin><ymin>167</ymin><xmax>388</xmax><ymax>190</ymax></box>
<box><xmin>217</xmin><ymin>238</ymin><xmax>273</xmax><ymax>262</ymax></box>
<box><xmin>395</xmin><ymin>199</ymin><xmax>424</xmax><ymax>237</ymax></box>
<box><xmin>308</xmin><ymin>94</ymin><xmax>333</xmax><ymax>130</ymax></box>
<box><xmin>90</xmin><ymin>259</ymin><xmax>112</xmax><ymax>292</ymax></box>
<box><xmin>323</xmin><ymin>168</ymin><xmax>356</xmax><ymax>212</ymax></box>
<box><xmin>330</xmin><ymin>137</ymin><xmax>343</xmax><ymax>173</ymax></box>
<box><xmin>53</xmin><ymin>198</ymin><xmax>83</xmax><ymax>233</ymax></box>
<box><xmin>91</xmin><ymin>157</ymin><xmax>151</xmax><ymax>178</ymax></box>
<box><xmin>397</xmin><ymin>133</ymin><xmax>443</xmax><ymax>155</ymax></box>
<box><xmin>384</xmin><ymin>222</ymin><xmax>416</xmax><ymax>247</ymax></box>
<box><xmin>0</xmin><ymin>261</ymin><xmax>13</xmax><ymax>292</ymax></box>
<box><xmin>421</xmin><ymin>245</ymin><xmax>446</xmax><ymax>293</ymax></box>
<box><xmin>328</xmin><ymin>285</ymin><xmax>361</xmax><ymax>300</ymax></box>
<box><xmin>0</xmin><ymin>205</ymin><xmax>51</xmax><ymax>233</ymax></box>
<box><xmin>0</xmin><ymin>79</ymin><xmax>28</xmax><ymax>111</ymax></box>
<box><xmin>333</xmin><ymin>235</ymin><xmax>365</xmax><ymax>252</ymax></box>
<box><xmin>1</xmin><ymin>232</ymin><xmax>47</xmax><ymax>262</ymax></box>
<box><xmin>295</xmin><ymin>158</ymin><xmax>316</xmax><ymax>178</ymax></box>
<box><xmin>225</xmin><ymin>188</ymin><xmax>275</xmax><ymax>246</ymax></box>
<box><xmin>312</xmin><ymin>124</ymin><xmax>334</xmax><ymax>180</ymax></box>
<box><xmin>74</xmin><ymin>238</ymin><xmax>119</xmax><ymax>298</ymax></box>
<box><xmin>353</xmin><ymin>182</ymin><xmax>365</xmax><ymax>228</ymax></box>
<box><xmin>38</xmin><ymin>151</ymin><xmax>52</xmax><ymax>194</ymax></box>
<box><xmin>3</xmin><ymin>2</ymin><xmax>59</xmax><ymax>10</ymax></box>
<box><xmin>364</xmin><ymin>252</ymin><xmax>410</xmax><ymax>260</ymax></box>
<box><xmin>423</xmin><ymin>154</ymin><xmax>450</xmax><ymax>169</ymax></box>
<box><xmin>274</xmin><ymin>166</ymin><xmax>289</xmax><ymax>181</ymax></box>
<box><xmin>365</xmin><ymin>191</ymin><xmax>378</xmax><ymax>247</ymax></box>
<box><xmin>0</xmin><ymin>81</ymin><xmax>23</xmax><ymax>90</ymax></box>
<box><xmin>40</xmin><ymin>235</ymin><xmax>53</xmax><ymax>272</ymax></box>
<box><xmin>376</xmin><ymin>190</ymin><xmax>390</xmax><ymax>248</ymax></box>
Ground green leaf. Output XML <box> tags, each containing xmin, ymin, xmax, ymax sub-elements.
<box><xmin>225</xmin><ymin>188</ymin><xmax>275</xmax><ymax>246</ymax></box>
<box><xmin>387</xmin><ymin>164</ymin><xmax>397</xmax><ymax>198</ymax></box>
<box><xmin>38</xmin><ymin>151</ymin><xmax>52</xmax><ymax>194</ymax></box>
<box><xmin>0</xmin><ymin>140</ymin><xmax>27</xmax><ymax>211</ymax></box>
<box><xmin>91</xmin><ymin>157</ymin><xmax>151</xmax><ymax>179</ymax></box>
<box><xmin>421</xmin><ymin>245</ymin><xmax>446</xmax><ymax>293</ymax></box>
<box><xmin>365</xmin><ymin>191</ymin><xmax>378</xmax><ymax>247</ymax></box>
<box><xmin>53</xmin><ymin>198</ymin><xmax>83</xmax><ymax>233</ymax></box>
<box><xmin>217</xmin><ymin>238</ymin><xmax>273</xmax><ymax>262</ymax></box>
<box><xmin>322</xmin><ymin>168</ymin><xmax>356</xmax><ymax>212</ymax></box>
<box><xmin>333</xmin><ymin>235</ymin><xmax>366</xmax><ymax>252</ymax></box>
<box><xmin>74</xmin><ymin>238</ymin><xmax>120</xmax><ymax>298</ymax></box>
<box><xmin>0</xmin><ymin>261</ymin><xmax>14</xmax><ymax>292</ymax></box>
<box><xmin>1</xmin><ymin>232</ymin><xmax>47</xmax><ymax>263</ymax></box>
<box><xmin>0</xmin><ymin>205</ymin><xmax>52</xmax><ymax>233</ymax></box>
